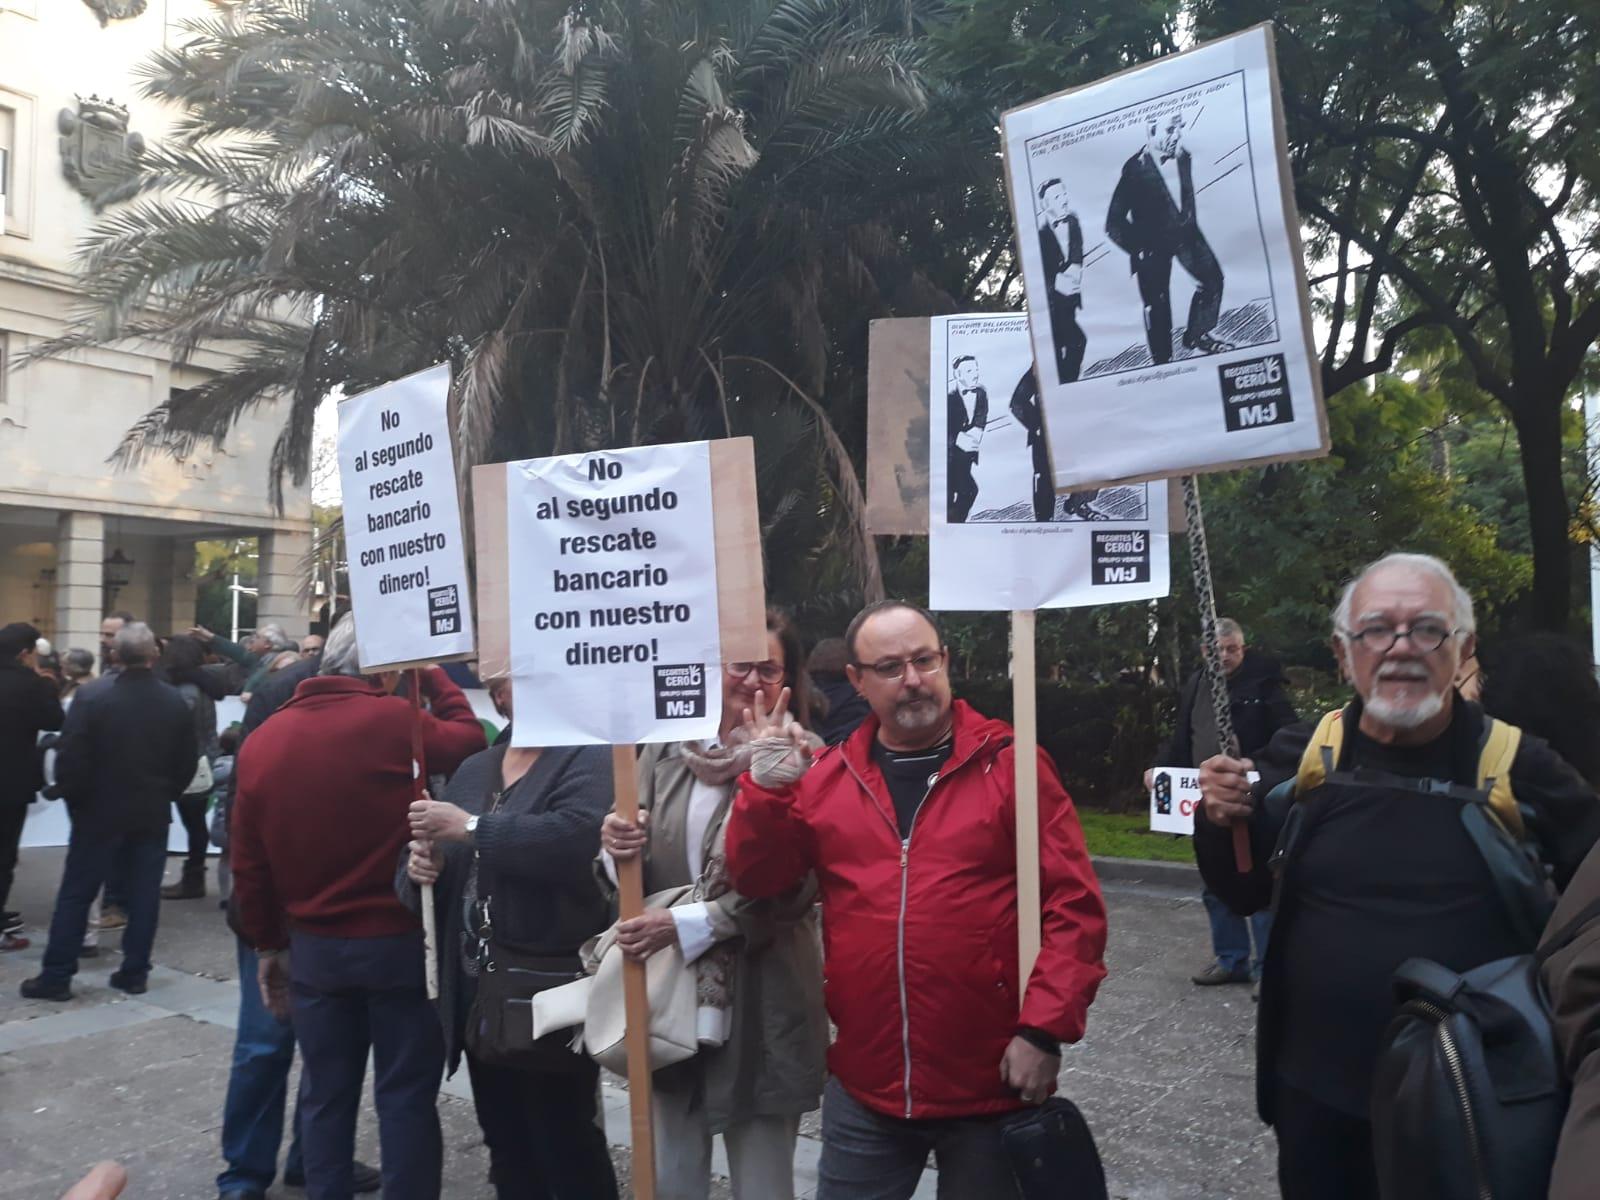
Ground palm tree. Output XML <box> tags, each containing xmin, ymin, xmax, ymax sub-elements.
<box><xmin>41</xmin><ymin>0</ymin><xmax>988</xmax><ymax>607</ymax></box>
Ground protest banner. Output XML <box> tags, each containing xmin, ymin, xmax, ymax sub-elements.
<box><xmin>472</xmin><ymin>437</ymin><xmax>766</xmax><ymax>1200</ymax></box>
<box><xmin>1000</xmin><ymin>23</ymin><xmax>1327</xmax><ymax>493</ymax></box>
<box><xmin>337</xmin><ymin>363</ymin><xmax>476</xmax><ymax>672</ymax></box>
<box><xmin>929</xmin><ymin>312</ymin><xmax>1170</xmax><ymax>611</ymax></box>
<box><xmin>337</xmin><ymin>363</ymin><xmax>477</xmax><ymax>1001</ymax></box>
<box><xmin>1149</xmin><ymin>767</ymin><xmax>1202</xmax><ymax>836</ymax></box>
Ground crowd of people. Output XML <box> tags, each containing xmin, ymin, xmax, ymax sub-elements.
<box><xmin>6</xmin><ymin>549</ymin><xmax>1600</xmax><ymax>1199</ymax></box>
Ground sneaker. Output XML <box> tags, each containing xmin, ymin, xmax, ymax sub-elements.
<box><xmin>1</xmin><ymin>932</ymin><xmax>31</xmax><ymax>952</ymax></box>
<box><xmin>20</xmin><ymin>975</ymin><xmax>73</xmax><ymax>1002</ymax></box>
<box><xmin>108</xmin><ymin>970</ymin><xmax>148</xmax><ymax>995</ymax></box>
<box><xmin>2</xmin><ymin>909</ymin><xmax>22</xmax><ymax>934</ymax></box>
<box><xmin>1191</xmin><ymin>962</ymin><xmax>1252</xmax><ymax>986</ymax></box>
<box><xmin>98</xmin><ymin>905</ymin><xmax>128</xmax><ymax>930</ymax></box>
<box><xmin>283</xmin><ymin>1161</ymin><xmax>380</xmax><ymax>1192</ymax></box>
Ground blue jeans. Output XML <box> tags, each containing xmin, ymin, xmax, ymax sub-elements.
<box><xmin>1204</xmin><ymin>888</ymin><xmax>1271</xmax><ymax>976</ymax></box>
<box><xmin>39</xmin><ymin>829</ymin><xmax>166</xmax><ymax>985</ymax></box>
<box><xmin>290</xmin><ymin>930</ymin><xmax>443</xmax><ymax>1200</ymax></box>
<box><xmin>816</xmin><ymin>1077</ymin><xmax>1016</xmax><ymax>1199</ymax></box>
<box><xmin>218</xmin><ymin>938</ymin><xmax>304</xmax><ymax>1195</ymax></box>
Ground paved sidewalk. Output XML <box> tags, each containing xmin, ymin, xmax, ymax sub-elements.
<box><xmin>0</xmin><ymin>847</ymin><xmax>1275</xmax><ymax>1199</ymax></box>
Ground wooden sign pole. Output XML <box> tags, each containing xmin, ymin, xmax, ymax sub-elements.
<box><xmin>1012</xmin><ymin>610</ymin><xmax>1042</xmax><ymax>992</ymax></box>
<box><xmin>409</xmin><ymin>669</ymin><xmax>439</xmax><ymax>1002</ymax></box>
<box><xmin>611</xmin><ymin>743</ymin><xmax>657</xmax><ymax>1200</ymax></box>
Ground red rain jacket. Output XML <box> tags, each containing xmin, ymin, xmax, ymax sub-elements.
<box><xmin>725</xmin><ymin>700</ymin><xmax>1107</xmax><ymax>1120</ymax></box>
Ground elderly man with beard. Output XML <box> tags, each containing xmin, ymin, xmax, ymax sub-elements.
<box><xmin>1195</xmin><ymin>553</ymin><xmax>1600</xmax><ymax>1200</ymax></box>
<box><xmin>725</xmin><ymin>600</ymin><xmax>1107</xmax><ymax>1198</ymax></box>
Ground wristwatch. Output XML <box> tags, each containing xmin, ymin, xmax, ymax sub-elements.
<box><xmin>465</xmin><ymin>814</ymin><xmax>480</xmax><ymax>839</ymax></box>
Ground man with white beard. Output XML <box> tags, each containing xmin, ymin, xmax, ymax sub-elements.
<box><xmin>1195</xmin><ymin>552</ymin><xmax>1600</xmax><ymax>1200</ymax></box>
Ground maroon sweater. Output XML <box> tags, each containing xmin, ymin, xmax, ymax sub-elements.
<box><xmin>231</xmin><ymin>669</ymin><xmax>486</xmax><ymax>950</ymax></box>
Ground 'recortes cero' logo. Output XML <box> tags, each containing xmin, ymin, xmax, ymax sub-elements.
<box><xmin>1091</xmin><ymin>530</ymin><xmax>1151</xmax><ymax>585</ymax></box>
<box><xmin>653</xmin><ymin>664</ymin><xmax>707</xmax><ymax>720</ymax></box>
<box><xmin>1219</xmin><ymin>353</ymin><xmax>1294</xmax><ymax>432</ymax></box>
<box><xmin>427</xmin><ymin>585</ymin><xmax>462</xmax><ymax>636</ymax></box>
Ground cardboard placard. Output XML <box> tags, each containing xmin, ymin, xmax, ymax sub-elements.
<box><xmin>473</xmin><ymin>437</ymin><xmax>766</xmax><ymax>689</ymax></box>
<box><xmin>337</xmin><ymin>363</ymin><xmax>476</xmax><ymax>671</ymax></box>
<box><xmin>999</xmin><ymin>23</ymin><xmax>1328</xmax><ymax>491</ymax></box>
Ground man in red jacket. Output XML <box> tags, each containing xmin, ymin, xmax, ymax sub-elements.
<box><xmin>230</xmin><ymin>614</ymin><xmax>484</xmax><ymax>1200</ymax></box>
<box><xmin>726</xmin><ymin>600</ymin><xmax>1107</xmax><ymax>1197</ymax></box>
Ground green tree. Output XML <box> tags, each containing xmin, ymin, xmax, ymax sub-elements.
<box><xmin>44</xmin><ymin>0</ymin><xmax>987</xmax><ymax>609</ymax></box>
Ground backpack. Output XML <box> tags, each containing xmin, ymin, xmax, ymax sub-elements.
<box><xmin>1272</xmin><ymin>706</ymin><xmax>1555</xmax><ymax>946</ymax></box>
<box><xmin>1370</xmin><ymin>898</ymin><xmax>1600</xmax><ymax>1200</ymax></box>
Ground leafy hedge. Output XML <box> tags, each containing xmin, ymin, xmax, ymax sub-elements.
<box><xmin>958</xmin><ymin>679</ymin><xmax>1174</xmax><ymax>812</ymax></box>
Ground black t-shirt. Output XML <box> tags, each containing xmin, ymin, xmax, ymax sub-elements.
<box><xmin>1277</xmin><ymin>724</ymin><xmax>1527</xmax><ymax>1116</ymax></box>
<box><xmin>871</xmin><ymin>737</ymin><xmax>954</xmax><ymax>838</ymax></box>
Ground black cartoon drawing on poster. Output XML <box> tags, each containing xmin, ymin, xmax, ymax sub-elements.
<box><xmin>1002</xmin><ymin>26</ymin><xmax>1328</xmax><ymax>490</ymax></box>
<box><xmin>927</xmin><ymin>313</ymin><xmax>1170</xmax><ymax>611</ymax></box>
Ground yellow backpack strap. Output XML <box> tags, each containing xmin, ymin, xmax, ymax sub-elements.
<box><xmin>1294</xmin><ymin>708</ymin><xmax>1348</xmax><ymax>799</ymax></box>
<box><xmin>1476</xmin><ymin>718</ymin><xmax>1524</xmax><ymax>840</ymax></box>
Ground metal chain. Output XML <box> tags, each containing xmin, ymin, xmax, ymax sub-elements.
<box><xmin>1181</xmin><ymin>475</ymin><xmax>1239</xmax><ymax>758</ymax></box>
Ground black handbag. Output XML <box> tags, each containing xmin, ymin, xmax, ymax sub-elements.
<box><xmin>1001</xmin><ymin>1096</ymin><xmax>1109</xmax><ymax>1199</ymax></box>
<box><xmin>460</xmin><ymin>778</ymin><xmax>591</xmax><ymax>1075</ymax></box>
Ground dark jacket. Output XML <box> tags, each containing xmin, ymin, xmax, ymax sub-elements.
<box><xmin>55</xmin><ymin>667</ymin><xmax>197</xmax><ymax>837</ymax></box>
<box><xmin>1157</xmin><ymin>648</ymin><xmax>1297</xmax><ymax>767</ymax></box>
<box><xmin>231</xmin><ymin>668</ymin><xmax>486</xmax><ymax>950</ymax></box>
<box><xmin>0</xmin><ymin>659</ymin><xmax>64</xmax><ymax>803</ymax></box>
<box><xmin>1106</xmin><ymin>146</ymin><xmax>1197</xmax><ymax>267</ymax></box>
<box><xmin>1195</xmin><ymin>697</ymin><xmax>1600</xmax><ymax>1125</ymax></box>
<box><xmin>215</xmin><ymin>654</ymin><xmax>320</xmax><ymax>853</ymax></box>
<box><xmin>398</xmin><ymin>743</ymin><xmax>613</xmax><ymax>1076</ymax></box>
<box><xmin>1038</xmin><ymin>212</ymin><xmax>1084</xmax><ymax>323</ymax></box>
<box><xmin>947</xmin><ymin>385</ymin><xmax>988</xmax><ymax>465</ymax></box>
<box><xmin>813</xmin><ymin>675</ymin><xmax>870</xmax><ymax>747</ymax></box>
<box><xmin>1541</xmin><ymin>840</ymin><xmax>1600</xmax><ymax>1200</ymax></box>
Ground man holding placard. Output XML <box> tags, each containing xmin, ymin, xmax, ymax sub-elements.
<box><xmin>725</xmin><ymin>600</ymin><xmax>1106</xmax><ymax>1197</ymax></box>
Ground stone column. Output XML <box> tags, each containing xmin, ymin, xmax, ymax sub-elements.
<box><xmin>54</xmin><ymin>511</ymin><xmax>105</xmax><ymax>663</ymax></box>
<box><xmin>148</xmin><ymin>537</ymin><xmax>198</xmax><ymax>635</ymax></box>
<box><xmin>255</xmin><ymin>529</ymin><xmax>311</xmax><ymax>639</ymax></box>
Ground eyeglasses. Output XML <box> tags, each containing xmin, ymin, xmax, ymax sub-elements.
<box><xmin>1343</xmin><ymin>621</ymin><xmax>1458</xmax><ymax>654</ymax></box>
<box><xmin>725</xmin><ymin>660</ymin><xmax>786</xmax><ymax>685</ymax></box>
<box><xmin>854</xmin><ymin>651</ymin><xmax>946</xmax><ymax>682</ymax></box>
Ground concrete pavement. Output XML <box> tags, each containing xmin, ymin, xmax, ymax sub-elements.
<box><xmin>0</xmin><ymin>846</ymin><xmax>1274</xmax><ymax>1199</ymax></box>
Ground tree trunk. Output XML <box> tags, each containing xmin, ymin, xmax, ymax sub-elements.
<box><xmin>1512</xmin><ymin>395</ymin><xmax>1572</xmax><ymax>631</ymax></box>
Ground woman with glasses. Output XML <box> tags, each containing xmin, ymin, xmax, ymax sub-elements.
<box><xmin>600</xmin><ymin>609</ymin><xmax>828</xmax><ymax>1200</ymax></box>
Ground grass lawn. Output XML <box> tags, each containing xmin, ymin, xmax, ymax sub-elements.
<box><xmin>1077</xmin><ymin>808</ymin><xmax>1196</xmax><ymax>863</ymax></box>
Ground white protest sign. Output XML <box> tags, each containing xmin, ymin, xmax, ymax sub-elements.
<box><xmin>504</xmin><ymin>441</ymin><xmax>723</xmax><ymax>747</ymax></box>
<box><xmin>1149</xmin><ymin>765</ymin><xmax>1259</xmax><ymax>835</ymax></box>
<box><xmin>929</xmin><ymin>312</ymin><xmax>1171</xmax><ymax>610</ymax></box>
<box><xmin>1001</xmin><ymin>24</ymin><xmax>1327</xmax><ymax>491</ymax></box>
<box><xmin>337</xmin><ymin>364</ymin><xmax>476</xmax><ymax>671</ymax></box>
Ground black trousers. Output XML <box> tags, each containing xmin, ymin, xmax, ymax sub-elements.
<box><xmin>1047</xmin><ymin>298</ymin><xmax>1086</xmax><ymax>384</ymax></box>
<box><xmin>1135</xmin><ymin>231</ymin><xmax>1223</xmax><ymax>363</ymax></box>
<box><xmin>289</xmin><ymin>930</ymin><xmax>444</xmax><ymax>1200</ymax></box>
<box><xmin>465</xmin><ymin>1052</ymin><xmax>619</xmax><ymax>1200</ymax></box>
<box><xmin>0</xmin><ymin>796</ymin><xmax>28</xmax><ymax>912</ymax></box>
<box><xmin>1273</xmin><ymin>1081</ymin><xmax>1379</xmax><ymax>1200</ymax></box>
<box><xmin>948</xmin><ymin>449</ymin><xmax>980</xmax><ymax>523</ymax></box>
<box><xmin>175</xmin><ymin>793</ymin><xmax>209</xmax><ymax>870</ymax></box>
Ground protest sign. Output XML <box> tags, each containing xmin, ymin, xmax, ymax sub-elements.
<box><xmin>486</xmin><ymin>439</ymin><xmax>765</xmax><ymax>747</ymax></box>
<box><xmin>929</xmin><ymin>312</ymin><xmax>1170</xmax><ymax>610</ymax></box>
<box><xmin>1149</xmin><ymin>767</ymin><xmax>1202</xmax><ymax>836</ymax></box>
<box><xmin>1000</xmin><ymin>23</ymin><xmax>1327</xmax><ymax>491</ymax></box>
<box><xmin>337</xmin><ymin>364</ymin><xmax>476</xmax><ymax>671</ymax></box>
<box><xmin>1150</xmin><ymin>766</ymin><xmax>1257</xmax><ymax>835</ymax></box>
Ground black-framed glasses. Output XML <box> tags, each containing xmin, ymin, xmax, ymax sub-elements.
<box><xmin>855</xmin><ymin>651</ymin><xmax>946</xmax><ymax>682</ymax></box>
<box><xmin>725</xmin><ymin>660</ymin><xmax>786</xmax><ymax>685</ymax></box>
<box><xmin>1344</xmin><ymin>621</ymin><xmax>1458</xmax><ymax>654</ymax></box>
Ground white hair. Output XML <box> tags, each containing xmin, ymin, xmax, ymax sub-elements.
<box><xmin>255</xmin><ymin>623</ymin><xmax>292</xmax><ymax>652</ymax></box>
<box><xmin>1332</xmin><ymin>552</ymin><xmax>1476</xmax><ymax>640</ymax></box>
<box><xmin>1215</xmin><ymin>617</ymin><xmax>1244</xmax><ymax>641</ymax></box>
<box><xmin>319</xmin><ymin>613</ymin><xmax>362</xmax><ymax>678</ymax></box>
<box><xmin>113</xmin><ymin>621</ymin><xmax>158</xmax><ymax>668</ymax></box>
